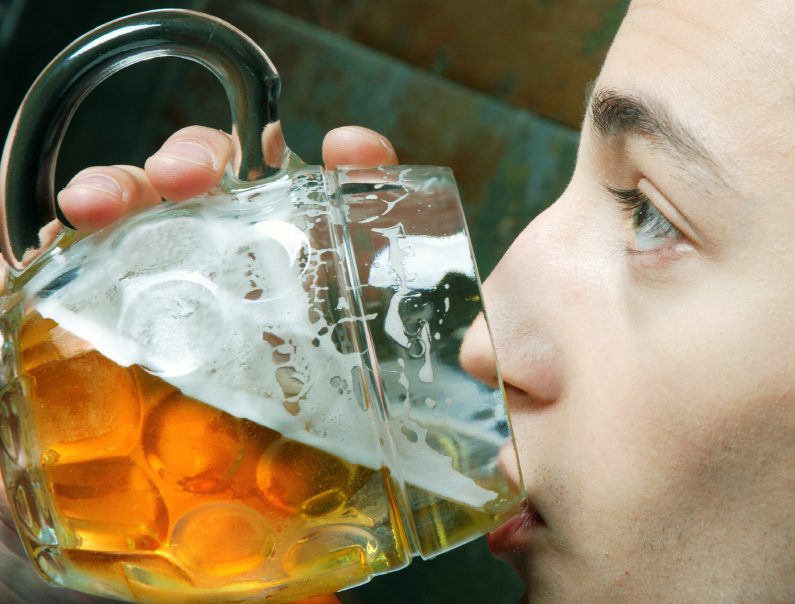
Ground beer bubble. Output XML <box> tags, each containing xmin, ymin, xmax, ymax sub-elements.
<box><xmin>283</xmin><ymin>525</ymin><xmax>377</xmax><ymax>577</ymax></box>
<box><xmin>329</xmin><ymin>375</ymin><xmax>349</xmax><ymax>396</ymax></box>
<box><xmin>256</xmin><ymin>439</ymin><xmax>354</xmax><ymax>515</ymax></box>
<box><xmin>170</xmin><ymin>502</ymin><xmax>275</xmax><ymax>577</ymax></box>
<box><xmin>143</xmin><ymin>393</ymin><xmax>245</xmax><ymax>493</ymax></box>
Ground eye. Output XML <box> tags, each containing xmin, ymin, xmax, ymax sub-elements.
<box><xmin>607</xmin><ymin>186</ymin><xmax>682</xmax><ymax>252</ymax></box>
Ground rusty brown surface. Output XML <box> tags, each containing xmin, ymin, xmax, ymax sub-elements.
<box><xmin>203</xmin><ymin>2</ymin><xmax>579</xmax><ymax>275</ymax></box>
<box><xmin>254</xmin><ymin>0</ymin><xmax>629</xmax><ymax>128</ymax></box>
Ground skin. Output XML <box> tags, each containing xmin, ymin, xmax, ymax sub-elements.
<box><xmin>462</xmin><ymin>1</ymin><xmax>795</xmax><ymax>601</ymax></box>
<box><xmin>3</xmin><ymin>1</ymin><xmax>795</xmax><ymax>602</ymax></box>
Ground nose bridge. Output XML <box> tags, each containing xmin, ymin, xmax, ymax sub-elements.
<box><xmin>463</xmin><ymin>193</ymin><xmax>582</xmax><ymax>405</ymax></box>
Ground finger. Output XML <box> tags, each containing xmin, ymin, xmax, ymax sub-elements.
<box><xmin>20</xmin><ymin>220</ymin><xmax>64</xmax><ymax>266</ymax></box>
<box><xmin>322</xmin><ymin>126</ymin><xmax>398</xmax><ymax>169</ymax></box>
<box><xmin>144</xmin><ymin>126</ymin><xmax>232</xmax><ymax>202</ymax></box>
<box><xmin>57</xmin><ymin>165</ymin><xmax>160</xmax><ymax>231</ymax></box>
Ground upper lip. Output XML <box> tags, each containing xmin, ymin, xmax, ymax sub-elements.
<box><xmin>487</xmin><ymin>499</ymin><xmax>546</xmax><ymax>559</ymax></box>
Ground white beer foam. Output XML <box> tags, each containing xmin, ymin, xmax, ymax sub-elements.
<box><xmin>36</xmin><ymin>180</ymin><xmax>495</xmax><ymax>509</ymax></box>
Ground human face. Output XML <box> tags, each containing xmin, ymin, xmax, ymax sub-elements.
<box><xmin>461</xmin><ymin>1</ymin><xmax>795</xmax><ymax>601</ymax></box>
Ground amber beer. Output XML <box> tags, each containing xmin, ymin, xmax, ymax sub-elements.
<box><xmin>4</xmin><ymin>311</ymin><xmax>497</xmax><ymax>602</ymax></box>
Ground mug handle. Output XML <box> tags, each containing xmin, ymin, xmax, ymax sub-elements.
<box><xmin>0</xmin><ymin>9</ymin><xmax>286</xmax><ymax>271</ymax></box>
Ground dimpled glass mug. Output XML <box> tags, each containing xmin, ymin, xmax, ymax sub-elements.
<box><xmin>0</xmin><ymin>9</ymin><xmax>523</xmax><ymax>603</ymax></box>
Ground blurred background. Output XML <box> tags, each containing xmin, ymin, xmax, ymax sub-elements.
<box><xmin>0</xmin><ymin>0</ymin><xmax>627</xmax><ymax>602</ymax></box>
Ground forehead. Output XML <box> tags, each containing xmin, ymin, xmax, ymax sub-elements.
<box><xmin>596</xmin><ymin>0</ymin><xmax>795</xmax><ymax>196</ymax></box>
<box><xmin>619</xmin><ymin>0</ymin><xmax>794</xmax><ymax>60</ymax></box>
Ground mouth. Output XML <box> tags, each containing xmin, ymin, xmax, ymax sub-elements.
<box><xmin>487</xmin><ymin>499</ymin><xmax>546</xmax><ymax>559</ymax></box>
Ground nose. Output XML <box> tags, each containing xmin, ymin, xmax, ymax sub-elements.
<box><xmin>459</xmin><ymin>313</ymin><xmax>500</xmax><ymax>389</ymax></box>
<box><xmin>459</xmin><ymin>203</ymin><xmax>568</xmax><ymax>408</ymax></box>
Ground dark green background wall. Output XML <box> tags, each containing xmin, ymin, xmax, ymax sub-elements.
<box><xmin>0</xmin><ymin>1</ymin><xmax>628</xmax><ymax>602</ymax></box>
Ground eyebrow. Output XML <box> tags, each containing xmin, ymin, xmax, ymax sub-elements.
<box><xmin>586</xmin><ymin>85</ymin><xmax>730</xmax><ymax>190</ymax></box>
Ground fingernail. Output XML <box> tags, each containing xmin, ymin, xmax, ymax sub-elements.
<box><xmin>64</xmin><ymin>173</ymin><xmax>124</xmax><ymax>202</ymax></box>
<box><xmin>376</xmin><ymin>134</ymin><xmax>395</xmax><ymax>154</ymax></box>
<box><xmin>156</xmin><ymin>140</ymin><xmax>216</xmax><ymax>170</ymax></box>
<box><xmin>341</xmin><ymin>126</ymin><xmax>395</xmax><ymax>154</ymax></box>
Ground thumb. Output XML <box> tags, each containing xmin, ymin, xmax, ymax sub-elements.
<box><xmin>322</xmin><ymin>126</ymin><xmax>397</xmax><ymax>169</ymax></box>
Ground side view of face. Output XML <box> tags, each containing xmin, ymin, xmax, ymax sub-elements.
<box><xmin>462</xmin><ymin>1</ymin><xmax>795</xmax><ymax>601</ymax></box>
<box><xmin>2</xmin><ymin>3</ymin><xmax>794</xmax><ymax>602</ymax></box>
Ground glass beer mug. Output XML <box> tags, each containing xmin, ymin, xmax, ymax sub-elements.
<box><xmin>0</xmin><ymin>9</ymin><xmax>523</xmax><ymax>603</ymax></box>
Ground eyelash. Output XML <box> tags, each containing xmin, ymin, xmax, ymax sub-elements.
<box><xmin>606</xmin><ymin>186</ymin><xmax>682</xmax><ymax>253</ymax></box>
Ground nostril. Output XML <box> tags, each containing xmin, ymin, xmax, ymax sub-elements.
<box><xmin>461</xmin><ymin>312</ymin><xmax>563</xmax><ymax>406</ymax></box>
<box><xmin>502</xmin><ymin>357</ymin><xmax>562</xmax><ymax>409</ymax></box>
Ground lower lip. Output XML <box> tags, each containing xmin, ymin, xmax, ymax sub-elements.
<box><xmin>487</xmin><ymin>502</ymin><xmax>545</xmax><ymax>557</ymax></box>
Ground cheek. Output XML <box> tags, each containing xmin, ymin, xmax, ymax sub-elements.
<box><xmin>574</xmin><ymin>273</ymin><xmax>795</xmax><ymax>527</ymax></box>
<box><xmin>483</xmin><ymin>185</ymin><xmax>641</xmax><ymax>496</ymax></box>
<box><xmin>484</xmin><ymin>175</ymin><xmax>795</xmax><ymax>549</ymax></box>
